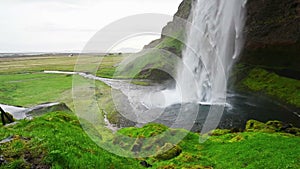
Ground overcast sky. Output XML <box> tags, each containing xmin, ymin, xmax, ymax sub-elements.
<box><xmin>0</xmin><ymin>0</ymin><xmax>182</xmax><ymax>53</ymax></box>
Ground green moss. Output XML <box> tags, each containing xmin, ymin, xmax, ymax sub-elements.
<box><xmin>156</xmin><ymin>36</ymin><xmax>184</xmax><ymax>56</ymax></box>
<box><xmin>1</xmin><ymin>116</ymin><xmax>300</xmax><ymax>168</ymax></box>
<box><xmin>245</xmin><ymin>120</ymin><xmax>268</xmax><ymax>132</ymax></box>
<box><xmin>118</xmin><ymin>123</ymin><xmax>168</xmax><ymax>138</ymax></box>
<box><xmin>241</xmin><ymin>68</ymin><xmax>300</xmax><ymax>107</ymax></box>
<box><xmin>155</xmin><ymin>143</ymin><xmax>182</xmax><ymax>160</ymax></box>
<box><xmin>209</xmin><ymin>129</ymin><xmax>231</xmax><ymax>136</ymax></box>
<box><xmin>0</xmin><ymin>112</ymin><xmax>142</xmax><ymax>169</ymax></box>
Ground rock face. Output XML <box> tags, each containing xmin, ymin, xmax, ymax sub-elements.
<box><xmin>241</xmin><ymin>0</ymin><xmax>300</xmax><ymax>71</ymax></box>
<box><xmin>144</xmin><ymin>0</ymin><xmax>193</xmax><ymax>56</ymax></box>
<box><xmin>245</xmin><ymin>0</ymin><xmax>300</xmax><ymax>48</ymax></box>
<box><xmin>145</xmin><ymin>0</ymin><xmax>300</xmax><ymax>78</ymax></box>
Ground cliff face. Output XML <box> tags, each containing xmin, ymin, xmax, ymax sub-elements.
<box><xmin>245</xmin><ymin>0</ymin><xmax>300</xmax><ymax>48</ymax></box>
<box><xmin>242</xmin><ymin>0</ymin><xmax>300</xmax><ymax>72</ymax></box>
<box><xmin>144</xmin><ymin>0</ymin><xmax>193</xmax><ymax>56</ymax></box>
<box><xmin>146</xmin><ymin>0</ymin><xmax>300</xmax><ymax>71</ymax></box>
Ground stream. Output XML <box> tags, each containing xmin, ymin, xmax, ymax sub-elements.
<box><xmin>44</xmin><ymin>71</ymin><xmax>300</xmax><ymax>131</ymax></box>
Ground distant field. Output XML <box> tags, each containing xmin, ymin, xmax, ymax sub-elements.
<box><xmin>0</xmin><ymin>55</ymin><xmax>123</xmax><ymax>78</ymax></box>
<box><xmin>0</xmin><ymin>55</ymin><xmax>123</xmax><ymax>110</ymax></box>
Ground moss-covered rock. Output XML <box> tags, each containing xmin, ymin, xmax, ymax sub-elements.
<box><xmin>155</xmin><ymin>143</ymin><xmax>182</xmax><ymax>160</ymax></box>
<box><xmin>245</xmin><ymin>119</ymin><xmax>300</xmax><ymax>136</ymax></box>
<box><xmin>246</xmin><ymin>120</ymin><xmax>267</xmax><ymax>131</ymax></box>
<box><xmin>209</xmin><ymin>129</ymin><xmax>231</xmax><ymax>136</ymax></box>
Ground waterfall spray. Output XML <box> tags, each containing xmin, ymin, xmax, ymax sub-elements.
<box><xmin>174</xmin><ymin>0</ymin><xmax>247</xmax><ymax>104</ymax></box>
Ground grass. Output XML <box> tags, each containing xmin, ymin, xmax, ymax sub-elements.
<box><xmin>0</xmin><ymin>55</ymin><xmax>124</xmax><ymax>79</ymax></box>
<box><xmin>1</xmin><ymin>113</ymin><xmax>299</xmax><ymax>169</ymax></box>
<box><xmin>114</xmin><ymin>123</ymin><xmax>300</xmax><ymax>169</ymax></box>
<box><xmin>0</xmin><ymin>73</ymin><xmax>73</xmax><ymax>107</ymax></box>
<box><xmin>115</xmin><ymin>50</ymin><xmax>177</xmax><ymax>80</ymax></box>
<box><xmin>0</xmin><ymin>112</ymin><xmax>142</xmax><ymax>169</ymax></box>
<box><xmin>1</xmin><ymin>55</ymin><xmax>299</xmax><ymax>168</ymax></box>
<box><xmin>242</xmin><ymin>68</ymin><xmax>300</xmax><ymax>107</ymax></box>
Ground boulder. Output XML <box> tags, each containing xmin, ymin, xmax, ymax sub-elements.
<box><xmin>155</xmin><ymin>143</ymin><xmax>182</xmax><ymax>160</ymax></box>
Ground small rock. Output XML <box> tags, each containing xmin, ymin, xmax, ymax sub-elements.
<box><xmin>140</xmin><ymin>161</ymin><xmax>152</xmax><ymax>168</ymax></box>
<box><xmin>155</xmin><ymin>143</ymin><xmax>182</xmax><ymax>160</ymax></box>
<box><xmin>0</xmin><ymin>155</ymin><xmax>7</xmax><ymax>165</ymax></box>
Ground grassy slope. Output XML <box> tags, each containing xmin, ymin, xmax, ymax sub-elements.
<box><xmin>0</xmin><ymin>112</ymin><xmax>141</xmax><ymax>169</ymax></box>
<box><xmin>241</xmin><ymin>68</ymin><xmax>300</xmax><ymax>107</ymax></box>
<box><xmin>114</xmin><ymin>35</ymin><xmax>183</xmax><ymax>81</ymax></box>
<box><xmin>1</xmin><ymin>112</ymin><xmax>299</xmax><ymax>169</ymax></box>
<box><xmin>118</xmin><ymin>124</ymin><xmax>300</xmax><ymax>169</ymax></box>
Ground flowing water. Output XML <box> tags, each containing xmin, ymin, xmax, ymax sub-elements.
<box><xmin>42</xmin><ymin>1</ymin><xmax>300</xmax><ymax>131</ymax></box>
<box><xmin>146</xmin><ymin>0</ymin><xmax>248</xmax><ymax>107</ymax></box>
<box><xmin>176</xmin><ymin>0</ymin><xmax>247</xmax><ymax>104</ymax></box>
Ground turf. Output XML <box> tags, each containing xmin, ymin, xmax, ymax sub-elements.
<box><xmin>0</xmin><ymin>73</ymin><xmax>73</xmax><ymax>107</ymax></box>
<box><xmin>242</xmin><ymin>68</ymin><xmax>300</xmax><ymax>107</ymax></box>
<box><xmin>1</xmin><ymin>113</ymin><xmax>299</xmax><ymax>169</ymax></box>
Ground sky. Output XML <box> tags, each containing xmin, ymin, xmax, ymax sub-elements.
<box><xmin>0</xmin><ymin>0</ymin><xmax>182</xmax><ymax>53</ymax></box>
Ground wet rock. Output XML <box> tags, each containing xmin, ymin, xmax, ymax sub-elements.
<box><xmin>0</xmin><ymin>111</ymin><xmax>15</xmax><ymax>125</ymax></box>
<box><xmin>266</xmin><ymin>120</ymin><xmax>284</xmax><ymax>131</ymax></box>
<box><xmin>284</xmin><ymin>127</ymin><xmax>300</xmax><ymax>136</ymax></box>
<box><xmin>26</xmin><ymin>103</ymin><xmax>71</xmax><ymax>117</ymax></box>
<box><xmin>0</xmin><ymin>155</ymin><xmax>7</xmax><ymax>165</ymax></box>
<box><xmin>140</xmin><ymin>160</ymin><xmax>152</xmax><ymax>168</ymax></box>
<box><xmin>0</xmin><ymin>135</ymin><xmax>30</xmax><ymax>144</ymax></box>
<box><xmin>155</xmin><ymin>143</ymin><xmax>182</xmax><ymax>160</ymax></box>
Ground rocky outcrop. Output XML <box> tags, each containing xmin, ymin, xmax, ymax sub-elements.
<box><xmin>144</xmin><ymin>0</ymin><xmax>193</xmax><ymax>56</ymax></box>
<box><xmin>241</xmin><ymin>0</ymin><xmax>300</xmax><ymax>71</ymax></box>
<box><xmin>245</xmin><ymin>0</ymin><xmax>300</xmax><ymax>48</ymax></box>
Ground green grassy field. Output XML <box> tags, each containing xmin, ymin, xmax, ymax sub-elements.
<box><xmin>1</xmin><ymin>112</ymin><xmax>299</xmax><ymax>168</ymax></box>
<box><xmin>0</xmin><ymin>112</ymin><xmax>141</xmax><ymax>169</ymax></box>
<box><xmin>0</xmin><ymin>73</ymin><xmax>72</xmax><ymax>107</ymax></box>
<box><xmin>0</xmin><ymin>56</ymin><xmax>299</xmax><ymax>169</ymax></box>
<box><xmin>0</xmin><ymin>55</ymin><xmax>123</xmax><ymax>78</ymax></box>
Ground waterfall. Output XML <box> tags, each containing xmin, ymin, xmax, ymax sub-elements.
<box><xmin>173</xmin><ymin>0</ymin><xmax>247</xmax><ymax>104</ymax></box>
<box><xmin>143</xmin><ymin>0</ymin><xmax>247</xmax><ymax>108</ymax></box>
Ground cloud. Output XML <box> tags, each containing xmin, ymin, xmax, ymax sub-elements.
<box><xmin>0</xmin><ymin>0</ymin><xmax>183</xmax><ymax>52</ymax></box>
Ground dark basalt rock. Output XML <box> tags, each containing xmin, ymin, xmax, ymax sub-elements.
<box><xmin>140</xmin><ymin>161</ymin><xmax>152</xmax><ymax>168</ymax></box>
<box><xmin>144</xmin><ymin>0</ymin><xmax>300</xmax><ymax>81</ymax></box>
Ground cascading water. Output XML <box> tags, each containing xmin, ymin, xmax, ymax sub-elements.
<box><xmin>143</xmin><ymin>0</ymin><xmax>247</xmax><ymax>108</ymax></box>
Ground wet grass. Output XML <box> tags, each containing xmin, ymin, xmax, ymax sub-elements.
<box><xmin>112</xmin><ymin>122</ymin><xmax>300</xmax><ymax>169</ymax></box>
<box><xmin>242</xmin><ymin>68</ymin><xmax>300</xmax><ymax>107</ymax></box>
<box><xmin>1</xmin><ymin>113</ymin><xmax>299</xmax><ymax>169</ymax></box>
<box><xmin>0</xmin><ymin>112</ymin><xmax>141</xmax><ymax>169</ymax></box>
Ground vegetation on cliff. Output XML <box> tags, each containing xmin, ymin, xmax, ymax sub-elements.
<box><xmin>241</xmin><ymin>68</ymin><xmax>300</xmax><ymax>107</ymax></box>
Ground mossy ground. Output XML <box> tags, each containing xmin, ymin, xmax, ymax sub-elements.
<box><xmin>1</xmin><ymin>114</ymin><xmax>299</xmax><ymax>169</ymax></box>
<box><xmin>1</xmin><ymin>55</ymin><xmax>299</xmax><ymax>168</ymax></box>
<box><xmin>241</xmin><ymin>67</ymin><xmax>300</xmax><ymax>107</ymax></box>
<box><xmin>0</xmin><ymin>112</ymin><xmax>141</xmax><ymax>169</ymax></box>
